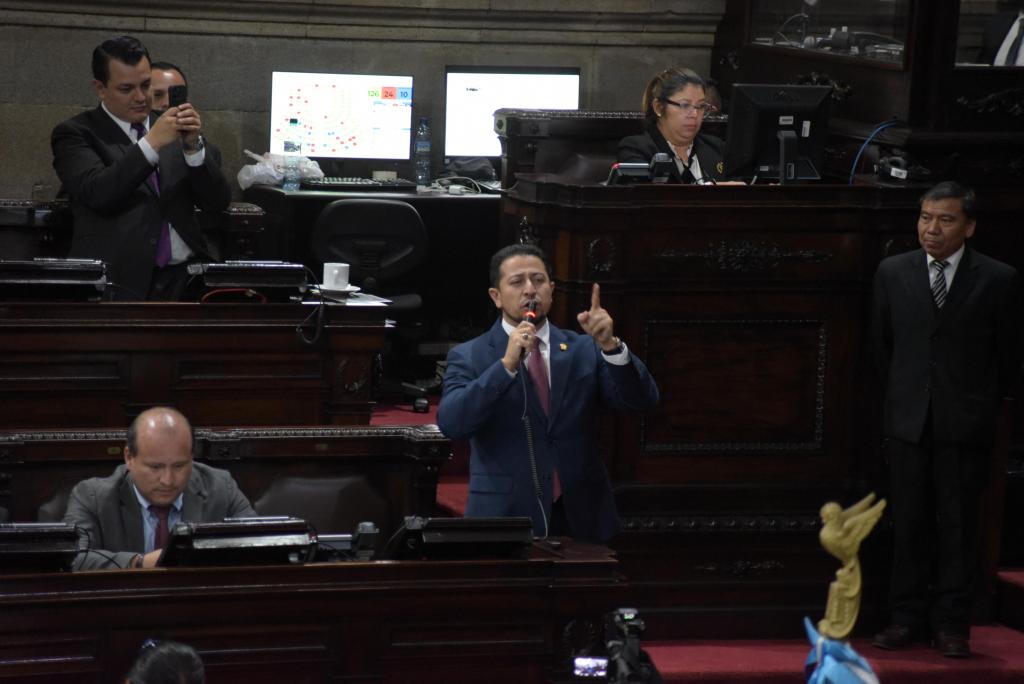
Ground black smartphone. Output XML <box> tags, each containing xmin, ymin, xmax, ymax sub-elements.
<box><xmin>168</xmin><ymin>84</ymin><xmax>188</xmax><ymax>108</ymax></box>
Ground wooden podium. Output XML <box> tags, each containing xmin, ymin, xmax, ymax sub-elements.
<box><xmin>502</xmin><ymin>175</ymin><xmax>1024</xmax><ymax>636</ymax></box>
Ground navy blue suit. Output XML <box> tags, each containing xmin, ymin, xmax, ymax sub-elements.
<box><xmin>437</xmin><ymin>318</ymin><xmax>660</xmax><ymax>543</ymax></box>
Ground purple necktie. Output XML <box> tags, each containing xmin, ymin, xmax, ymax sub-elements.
<box><xmin>149</xmin><ymin>504</ymin><xmax>171</xmax><ymax>550</ymax></box>
<box><xmin>131</xmin><ymin>122</ymin><xmax>171</xmax><ymax>267</ymax></box>
<box><xmin>527</xmin><ymin>337</ymin><xmax>560</xmax><ymax>500</ymax></box>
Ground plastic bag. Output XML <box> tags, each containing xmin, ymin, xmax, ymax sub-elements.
<box><xmin>236</xmin><ymin>150</ymin><xmax>325</xmax><ymax>190</ymax></box>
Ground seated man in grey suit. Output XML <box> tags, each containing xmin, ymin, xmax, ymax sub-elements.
<box><xmin>64</xmin><ymin>407</ymin><xmax>255</xmax><ymax>570</ymax></box>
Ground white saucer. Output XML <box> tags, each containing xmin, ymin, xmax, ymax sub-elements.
<box><xmin>319</xmin><ymin>284</ymin><xmax>361</xmax><ymax>295</ymax></box>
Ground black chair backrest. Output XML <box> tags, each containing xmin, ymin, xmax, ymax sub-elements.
<box><xmin>310</xmin><ymin>199</ymin><xmax>428</xmax><ymax>293</ymax></box>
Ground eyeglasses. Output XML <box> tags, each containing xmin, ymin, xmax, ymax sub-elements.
<box><xmin>660</xmin><ymin>98</ymin><xmax>716</xmax><ymax>116</ymax></box>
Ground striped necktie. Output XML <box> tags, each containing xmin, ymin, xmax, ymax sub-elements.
<box><xmin>931</xmin><ymin>260</ymin><xmax>948</xmax><ymax>309</ymax></box>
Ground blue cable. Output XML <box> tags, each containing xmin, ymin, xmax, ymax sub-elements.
<box><xmin>848</xmin><ymin>119</ymin><xmax>901</xmax><ymax>186</ymax></box>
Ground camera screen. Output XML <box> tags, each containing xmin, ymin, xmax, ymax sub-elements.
<box><xmin>573</xmin><ymin>656</ymin><xmax>608</xmax><ymax>678</ymax></box>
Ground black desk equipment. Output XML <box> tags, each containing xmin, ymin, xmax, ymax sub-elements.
<box><xmin>0</xmin><ymin>522</ymin><xmax>79</xmax><ymax>572</ymax></box>
<box><xmin>0</xmin><ymin>258</ymin><xmax>107</xmax><ymax>301</ymax></box>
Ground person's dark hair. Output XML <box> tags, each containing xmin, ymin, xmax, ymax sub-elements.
<box><xmin>641</xmin><ymin>67</ymin><xmax>707</xmax><ymax>126</ymax></box>
<box><xmin>920</xmin><ymin>181</ymin><xmax>976</xmax><ymax>220</ymax></box>
<box><xmin>126</xmin><ymin>408</ymin><xmax>194</xmax><ymax>457</ymax></box>
<box><xmin>489</xmin><ymin>244</ymin><xmax>553</xmax><ymax>288</ymax></box>
<box><xmin>150</xmin><ymin>61</ymin><xmax>188</xmax><ymax>86</ymax></box>
<box><xmin>92</xmin><ymin>35</ymin><xmax>150</xmax><ymax>85</ymax></box>
<box><xmin>126</xmin><ymin>640</ymin><xmax>204</xmax><ymax>684</ymax></box>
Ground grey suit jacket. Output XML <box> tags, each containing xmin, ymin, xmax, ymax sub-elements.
<box><xmin>872</xmin><ymin>246</ymin><xmax>1022</xmax><ymax>446</ymax></box>
<box><xmin>51</xmin><ymin>105</ymin><xmax>232</xmax><ymax>299</ymax></box>
<box><xmin>64</xmin><ymin>461</ymin><xmax>256</xmax><ymax>571</ymax></box>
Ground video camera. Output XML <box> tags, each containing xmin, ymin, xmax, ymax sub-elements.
<box><xmin>572</xmin><ymin>608</ymin><xmax>663</xmax><ymax>683</ymax></box>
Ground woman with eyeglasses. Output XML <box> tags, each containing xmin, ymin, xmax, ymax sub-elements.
<box><xmin>618</xmin><ymin>67</ymin><xmax>726</xmax><ymax>185</ymax></box>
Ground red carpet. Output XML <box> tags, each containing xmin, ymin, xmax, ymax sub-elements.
<box><xmin>371</xmin><ymin>403</ymin><xmax>1024</xmax><ymax>681</ymax></box>
<box><xmin>371</xmin><ymin>400</ymin><xmax>470</xmax><ymax>516</ymax></box>
<box><xmin>647</xmin><ymin>624</ymin><xmax>1024</xmax><ymax>683</ymax></box>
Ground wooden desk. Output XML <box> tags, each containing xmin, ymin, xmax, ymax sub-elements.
<box><xmin>0</xmin><ymin>542</ymin><xmax>621</xmax><ymax>683</ymax></box>
<box><xmin>0</xmin><ymin>425</ymin><xmax>449</xmax><ymax>541</ymax></box>
<box><xmin>502</xmin><ymin>176</ymin><xmax>1024</xmax><ymax>637</ymax></box>
<box><xmin>0</xmin><ymin>302</ymin><xmax>388</xmax><ymax>429</ymax></box>
<box><xmin>243</xmin><ymin>185</ymin><xmax>502</xmax><ymax>335</ymax></box>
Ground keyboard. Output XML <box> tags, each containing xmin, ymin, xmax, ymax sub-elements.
<box><xmin>301</xmin><ymin>177</ymin><xmax>418</xmax><ymax>193</ymax></box>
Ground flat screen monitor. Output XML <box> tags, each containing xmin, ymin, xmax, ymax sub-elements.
<box><xmin>157</xmin><ymin>517</ymin><xmax>315</xmax><ymax>567</ymax></box>
<box><xmin>722</xmin><ymin>84</ymin><xmax>832</xmax><ymax>183</ymax></box>
<box><xmin>269</xmin><ymin>71</ymin><xmax>414</xmax><ymax>160</ymax></box>
<box><xmin>443</xmin><ymin>66</ymin><xmax>581</xmax><ymax>159</ymax></box>
<box><xmin>0</xmin><ymin>522</ymin><xmax>79</xmax><ymax>572</ymax></box>
<box><xmin>379</xmin><ymin>515</ymin><xmax>534</xmax><ymax>560</ymax></box>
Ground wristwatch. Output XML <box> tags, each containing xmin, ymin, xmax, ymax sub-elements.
<box><xmin>183</xmin><ymin>134</ymin><xmax>205</xmax><ymax>153</ymax></box>
<box><xmin>601</xmin><ymin>336</ymin><xmax>625</xmax><ymax>355</ymax></box>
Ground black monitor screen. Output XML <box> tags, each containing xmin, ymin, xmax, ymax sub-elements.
<box><xmin>722</xmin><ymin>84</ymin><xmax>832</xmax><ymax>183</ymax></box>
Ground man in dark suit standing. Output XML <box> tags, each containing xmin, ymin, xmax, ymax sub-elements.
<box><xmin>871</xmin><ymin>182</ymin><xmax>1021</xmax><ymax>657</ymax></box>
<box><xmin>51</xmin><ymin>36</ymin><xmax>231</xmax><ymax>300</ymax></box>
<box><xmin>437</xmin><ymin>244</ymin><xmax>660</xmax><ymax>543</ymax></box>
<box><xmin>64</xmin><ymin>407</ymin><xmax>256</xmax><ymax>571</ymax></box>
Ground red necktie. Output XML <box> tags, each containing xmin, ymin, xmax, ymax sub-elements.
<box><xmin>527</xmin><ymin>338</ymin><xmax>560</xmax><ymax>500</ymax></box>
<box><xmin>130</xmin><ymin>122</ymin><xmax>171</xmax><ymax>267</ymax></box>
<box><xmin>149</xmin><ymin>504</ymin><xmax>171</xmax><ymax>550</ymax></box>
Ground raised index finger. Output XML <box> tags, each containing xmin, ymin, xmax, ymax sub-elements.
<box><xmin>590</xmin><ymin>282</ymin><xmax>601</xmax><ymax>312</ymax></box>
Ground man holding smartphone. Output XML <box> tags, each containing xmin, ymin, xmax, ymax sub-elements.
<box><xmin>51</xmin><ymin>36</ymin><xmax>231</xmax><ymax>300</ymax></box>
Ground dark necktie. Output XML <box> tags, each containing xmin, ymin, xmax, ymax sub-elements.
<box><xmin>527</xmin><ymin>337</ymin><xmax>560</xmax><ymax>500</ymax></box>
<box><xmin>931</xmin><ymin>260</ymin><xmax>948</xmax><ymax>309</ymax></box>
<box><xmin>527</xmin><ymin>337</ymin><xmax>549</xmax><ymax>416</ymax></box>
<box><xmin>130</xmin><ymin>122</ymin><xmax>171</xmax><ymax>267</ymax></box>
<box><xmin>149</xmin><ymin>504</ymin><xmax>171</xmax><ymax>550</ymax></box>
<box><xmin>1004</xmin><ymin>18</ymin><xmax>1023</xmax><ymax>66</ymax></box>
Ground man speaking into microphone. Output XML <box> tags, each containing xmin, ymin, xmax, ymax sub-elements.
<box><xmin>438</xmin><ymin>244</ymin><xmax>660</xmax><ymax>543</ymax></box>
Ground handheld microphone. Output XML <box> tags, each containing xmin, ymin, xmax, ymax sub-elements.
<box><xmin>524</xmin><ymin>299</ymin><xmax>538</xmax><ymax>322</ymax></box>
<box><xmin>520</xmin><ymin>300</ymin><xmax>539</xmax><ymax>360</ymax></box>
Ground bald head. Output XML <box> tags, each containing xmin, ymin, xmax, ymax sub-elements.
<box><xmin>124</xmin><ymin>407</ymin><xmax>194</xmax><ymax>506</ymax></box>
<box><xmin>127</xmin><ymin>407</ymin><xmax>193</xmax><ymax>456</ymax></box>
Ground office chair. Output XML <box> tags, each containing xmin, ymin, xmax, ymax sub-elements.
<box><xmin>253</xmin><ymin>475</ymin><xmax>390</xmax><ymax>537</ymax></box>
<box><xmin>310</xmin><ymin>199</ymin><xmax>430</xmax><ymax>405</ymax></box>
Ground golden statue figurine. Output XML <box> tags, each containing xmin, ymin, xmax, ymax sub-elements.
<box><xmin>817</xmin><ymin>493</ymin><xmax>887</xmax><ymax>640</ymax></box>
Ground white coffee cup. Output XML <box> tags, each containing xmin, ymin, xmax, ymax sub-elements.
<box><xmin>323</xmin><ymin>262</ymin><xmax>350</xmax><ymax>290</ymax></box>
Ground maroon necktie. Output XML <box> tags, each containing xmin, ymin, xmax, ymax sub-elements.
<box><xmin>149</xmin><ymin>504</ymin><xmax>171</xmax><ymax>550</ymax></box>
<box><xmin>527</xmin><ymin>338</ymin><xmax>560</xmax><ymax>500</ymax></box>
<box><xmin>130</xmin><ymin>122</ymin><xmax>171</xmax><ymax>267</ymax></box>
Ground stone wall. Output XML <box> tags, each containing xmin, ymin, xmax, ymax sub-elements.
<box><xmin>0</xmin><ymin>0</ymin><xmax>726</xmax><ymax>199</ymax></box>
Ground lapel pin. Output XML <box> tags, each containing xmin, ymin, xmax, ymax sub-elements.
<box><xmin>559</xmin><ymin>343</ymin><xmax>568</xmax><ymax>351</ymax></box>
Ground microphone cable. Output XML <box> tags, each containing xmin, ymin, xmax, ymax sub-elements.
<box><xmin>848</xmin><ymin>118</ymin><xmax>902</xmax><ymax>185</ymax></box>
<box><xmin>518</xmin><ymin>299</ymin><xmax>549</xmax><ymax>539</ymax></box>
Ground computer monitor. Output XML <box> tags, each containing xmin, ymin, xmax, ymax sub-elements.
<box><xmin>157</xmin><ymin>517</ymin><xmax>315</xmax><ymax>567</ymax></box>
<box><xmin>269</xmin><ymin>71</ymin><xmax>414</xmax><ymax>160</ymax></box>
<box><xmin>443</xmin><ymin>66</ymin><xmax>581</xmax><ymax>159</ymax></box>
<box><xmin>0</xmin><ymin>522</ymin><xmax>79</xmax><ymax>572</ymax></box>
<box><xmin>722</xmin><ymin>84</ymin><xmax>832</xmax><ymax>184</ymax></box>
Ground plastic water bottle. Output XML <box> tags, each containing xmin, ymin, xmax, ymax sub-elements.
<box><xmin>414</xmin><ymin>117</ymin><xmax>431</xmax><ymax>186</ymax></box>
<box><xmin>282</xmin><ymin>118</ymin><xmax>302</xmax><ymax>191</ymax></box>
